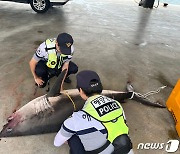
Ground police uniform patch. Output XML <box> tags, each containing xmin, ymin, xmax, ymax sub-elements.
<box><xmin>91</xmin><ymin>96</ymin><xmax>120</xmax><ymax>117</ymax></box>
<box><xmin>36</xmin><ymin>49</ymin><xmax>42</xmax><ymax>58</ymax></box>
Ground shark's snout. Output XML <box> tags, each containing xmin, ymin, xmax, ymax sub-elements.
<box><xmin>0</xmin><ymin>113</ymin><xmax>22</xmax><ymax>138</ymax></box>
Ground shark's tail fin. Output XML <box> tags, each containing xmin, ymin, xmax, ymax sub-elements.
<box><xmin>126</xmin><ymin>81</ymin><xmax>135</xmax><ymax>92</ymax></box>
<box><xmin>126</xmin><ymin>81</ymin><xmax>166</xmax><ymax>108</ymax></box>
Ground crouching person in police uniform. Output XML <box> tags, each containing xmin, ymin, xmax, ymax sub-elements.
<box><xmin>29</xmin><ymin>33</ymin><xmax>78</xmax><ymax>89</ymax></box>
<box><xmin>54</xmin><ymin>70</ymin><xmax>134</xmax><ymax>154</ymax></box>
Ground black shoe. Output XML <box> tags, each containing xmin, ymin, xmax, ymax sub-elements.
<box><xmin>64</xmin><ymin>77</ymin><xmax>71</xmax><ymax>83</ymax></box>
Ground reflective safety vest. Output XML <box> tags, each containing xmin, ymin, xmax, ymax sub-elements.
<box><xmin>83</xmin><ymin>95</ymin><xmax>129</xmax><ymax>143</ymax></box>
<box><xmin>45</xmin><ymin>39</ymin><xmax>69</xmax><ymax>69</ymax></box>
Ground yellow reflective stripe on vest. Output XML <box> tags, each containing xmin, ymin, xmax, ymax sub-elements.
<box><xmin>58</xmin><ymin>56</ymin><xmax>63</xmax><ymax>69</ymax></box>
<box><xmin>58</xmin><ymin>55</ymin><xmax>70</xmax><ymax>69</ymax></box>
<box><xmin>46</xmin><ymin>50</ymin><xmax>57</xmax><ymax>68</ymax></box>
<box><xmin>83</xmin><ymin>95</ymin><xmax>129</xmax><ymax>142</ymax></box>
<box><xmin>103</xmin><ymin>116</ymin><xmax>129</xmax><ymax>142</ymax></box>
<box><xmin>46</xmin><ymin>39</ymin><xmax>56</xmax><ymax>48</ymax></box>
<box><xmin>46</xmin><ymin>39</ymin><xmax>57</xmax><ymax>69</ymax></box>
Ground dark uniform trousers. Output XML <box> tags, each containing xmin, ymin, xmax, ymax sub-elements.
<box><xmin>67</xmin><ymin>134</ymin><xmax>132</xmax><ymax>154</ymax></box>
<box><xmin>35</xmin><ymin>60</ymin><xmax>78</xmax><ymax>87</ymax></box>
<box><xmin>68</xmin><ymin>135</ymin><xmax>86</xmax><ymax>154</ymax></box>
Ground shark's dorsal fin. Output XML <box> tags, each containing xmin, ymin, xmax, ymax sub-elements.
<box><xmin>47</xmin><ymin>69</ymin><xmax>67</xmax><ymax>97</ymax></box>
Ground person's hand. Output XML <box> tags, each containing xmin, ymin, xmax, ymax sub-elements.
<box><xmin>35</xmin><ymin>77</ymin><xmax>44</xmax><ymax>86</ymax></box>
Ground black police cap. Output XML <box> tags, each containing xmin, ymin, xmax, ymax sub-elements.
<box><xmin>76</xmin><ymin>70</ymin><xmax>102</xmax><ymax>90</ymax></box>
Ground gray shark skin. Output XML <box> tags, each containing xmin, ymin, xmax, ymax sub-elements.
<box><xmin>0</xmin><ymin>89</ymin><xmax>132</xmax><ymax>138</ymax></box>
<box><xmin>0</xmin><ymin>72</ymin><xmax>165</xmax><ymax>138</ymax></box>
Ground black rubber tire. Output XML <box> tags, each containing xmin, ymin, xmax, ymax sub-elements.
<box><xmin>30</xmin><ymin>0</ymin><xmax>50</xmax><ymax>13</ymax></box>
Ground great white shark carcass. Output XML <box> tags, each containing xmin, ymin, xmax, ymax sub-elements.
<box><xmin>0</xmin><ymin>69</ymin><xmax>165</xmax><ymax>138</ymax></box>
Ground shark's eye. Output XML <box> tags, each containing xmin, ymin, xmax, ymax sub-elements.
<box><xmin>6</xmin><ymin>128</ymin><xmax>12</xmax><ymax>132</ymax></box>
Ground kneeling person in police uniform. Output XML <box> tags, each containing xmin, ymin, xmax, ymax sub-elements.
<box><xmin>29</xmin><ymin>32</ymin><xmax>78</xmax><ymax>89</ymax></box>
<box><xmin>54</xmin><ymin>70</ymin><xmax>134</xmax><ymax>154</ymax></box>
